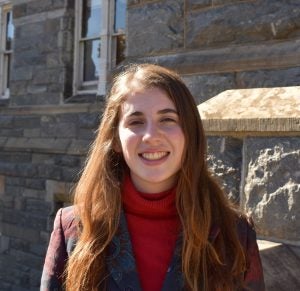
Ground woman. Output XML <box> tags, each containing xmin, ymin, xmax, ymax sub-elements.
<box><xmin>41</xmin><ymin>64</ymin><xmax>265</xmax><ymax>291</ymax></box>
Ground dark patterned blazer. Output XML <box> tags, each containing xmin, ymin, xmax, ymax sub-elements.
<box><xmin>40</xmin><ymin>206</ymin><xmax>265</xmax><ymax>291</ymax></box>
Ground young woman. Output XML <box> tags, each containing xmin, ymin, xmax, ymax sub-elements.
<box><xmin>41</xmin><ymin>64</ymin><xmax>265</xmax><ymax>291</ymax></box>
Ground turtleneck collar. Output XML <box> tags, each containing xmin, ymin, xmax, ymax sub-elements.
<box><xmin>122</xmin><ymin>174</ymin><xmax>178</xmax><ymax>219</ymax></box>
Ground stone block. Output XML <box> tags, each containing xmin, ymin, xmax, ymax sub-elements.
<box><xmin>5</xmin><ymin>177</ymin><xmax>45</xmax><ymax>190</ymax></box>
<box><xmin>78</xmin><ymin>128</ymin><xmax>96</xmax><ymax>140</ymax></box>
<box><xmin>128</xmin><ymin>0</ymin><xmax>140</xmax><ymax>5</ymax></box>
<box><xmin>40</xmin><ymin>122</ymin><xmax>77</xmax><ymax>138</ymax></box>
<box><xmin>0</xmin><ymin>152</ymin><xmax>32</xmax><ymax>163</ymax></box>
<box><xmin>0</xmin><ymin>222</ymin><xmax>40</xmax><ymax>243</ymax></box>
<box><xmin>242</xmin><ymin>137</ymin><xmax>300</xmax><ymax>242</ymax></box>
<box><xmin>27</xmin><ymin>85</ymin><xmax>47</xmax><ymax>94</ymax></box>
<box><xmin>23</xmin><ymin>128</ymin><xmax>41</xmax><ymax>138</ymax></box>
<box><xmin>37</xmin><ymin>164</ymin><xmax>62</xmax><ymax>180</ymax></box>
<box><xmin>45</xmin><ymin>180</ymin><xmax>73</xmax><ymax>204</ymax></box>
<box><xmin>53</xmin><ymin>155</ymin><xmax>81</xmax><ymax>168</ymax></box>
<box><xmin>10</xmin><ymin>93</ymin><xmax>62</xmax><ymax>106</ymax></box>
<box><xmin>32</xmin><ymin>68</ymin><xmax>61</xmax><ymax>84</ymax></box>
<box><xmin>67</xmin><ymin>139</ymin><xmax>91</xmax><ymax>155</ymax></box>
<box><xmin>0</xmin><ymin>128</ymin><xmax>24</xmax><ymax>137</ymax></box>
<box><xmin>11</xmin><ymin>248</ymin><xmax>44</xmax><ymax>270</ymax></box>
<box><xmin>4</xmin><ymin>137</ymin><xmax>70</xmax><ymax>153</ymax></box>
<box><xmin>14</xmin><ymin>116</ymin><xmax>41</xmax><ymax>128</ymax></box>
<box><xmin>236</xmin><ymin>67</ymin><xmax>300</xmax><ymax>88</ymax></box>
<box><xmin>182</xmin><ymin>73</ymin><xmax>236</xmax><ymax>104</ymax></box>
<box><xmin>137</xmin><ymin>38</ymin><xmax>300</xmax><ymax>76</ymax></box>
<box><xmin>78</xmin><ymin>112</ymin><xmax>100</xmax><ymax>129</ymax></box>
<box><xmin>13</xmin><ymin>50</ymin><xmax>46</xmax><ymax>67</ymax></box>
<box><xmin>207</xmin><ymin>136</ymin><xmax>243</xmax><ymax>202</ymax></box>
<box><xmin>187</xmin><ymin>0</ymin><xmax>211</xmax><ymax>10</ymax></box>
<box><xmin>127</xmin><ymin>0</ymin><xmax>184</xmax><ymax>56</ymax></box>
<box><xmin>61</xmin><ymin>167</ymin><xmax>81</xmax><ymax>183</ymax></box>
<box><xmin>26</xmin><ymin>0</ymin><xmax>53</xmax><ymax>15</ymax></box>
<box><xmin>187</xmin><ymin>0</ymin><xmax>300</xmax><ymax>49</ymax></box>
<box><xmin>0</xmin><ymin>235</ymin><xmax>10</xmax><ymax>253</ymax></box>
<box><xmin>13</xmin><ymin>3</ymin><xmax>27</xmax><ymax>19</ymax></box>
<box><xmin>23</xmin><ymin>188</ymin><xmax>46</xmax><ymax>199</ymax></box>
<box><xmin>0</xmin><ymin>176</ymin><xmax>4</xmax><ymax>196</ymax></box>
<box><xmin>9</xmin><ymin>80</ymin><xmax>28</xmax><ymax>95</ymax></box>
<box><xmin>10</xmin><ymin>67</ymin><xmax>33</xmax><ymax>81</ymax></box>
<box><xmin>212</xmin><ymin>0</ymin><xmax>247</xmax><ymax>5</ymax></box>
<box><xmin>0</xmin><ymin>163</ymin><xmax>17</xmax><ymax>177</ymax></box>
<box><xmin>0</xmin><ymin>137</ymin><xmax>8</xmax><ymax>148</ymax></box>
<box><xmin>0</xmin><ymin>116</ymin><xmax>13</xmax><ymax>128</ymax></box>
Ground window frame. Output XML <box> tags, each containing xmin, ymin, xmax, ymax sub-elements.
<box><xmin>73</xmin><ymin>0</ymin><xmax>126</xmax><ymax>97</ymax></box>
<box><xmin>0</xmin><ymin>0</ymin><xmax>13</xmax><ymax>100</ymax></box>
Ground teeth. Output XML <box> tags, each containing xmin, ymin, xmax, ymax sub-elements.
<box><xmin>141</xmin><ymin>152</ymin><xmax>168</xmax><ymax>160</ymax></box>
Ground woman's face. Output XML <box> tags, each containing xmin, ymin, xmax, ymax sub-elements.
<box><xmin>117</xmin><ymin>87</ymin><xmax>185</xmax><ymax>193</ymax></box>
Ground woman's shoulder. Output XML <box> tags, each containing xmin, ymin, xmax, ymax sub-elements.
<box><xmin>54</xmin><ymin>205</ymin><xmax>79</xmax><ymax>239</ymax></box>
<box><xmin>235</xmin><ymin>213</ymin><xmax>258</xmax><ymax>248</ymax></box>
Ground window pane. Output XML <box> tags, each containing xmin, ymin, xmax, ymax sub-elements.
<box><xmin>82</xmin><ymin>0</ymin><xmax>102</xmax><ymax>38</ymax></box>
<box><xmin>6</xmin><ymin>10</ymin><xmax>14</xmax><ymax>50</ymax></box>
<box><xmin>83</xmin><ymin>39</ymin><xmax>101</xmax><ymax>82</ymax></box>
<box><xmin>114</xmin><ymin>0</ymin><xmax>126</xmax><ymax>33</ymax></box>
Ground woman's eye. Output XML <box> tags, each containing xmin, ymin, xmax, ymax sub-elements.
<box><xmin>161</xmin><ymin>117</ymin><xmax>177</xmax><ymax>123</ymax></box>
<box><xmin>128</xmin><ymin>120</ymin><xmax>144</xmax><ymax>126</ymax></box>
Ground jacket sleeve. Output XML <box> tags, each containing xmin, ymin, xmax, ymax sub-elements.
<box><xmin>243</xmin><ymin>218</ymin><xmax>265</xmax><ymax>291</ymax></box>
<box><xmin>40</xmin><ymin>208</ymin><xmax>68</xmax><ymax>291</ymax></box>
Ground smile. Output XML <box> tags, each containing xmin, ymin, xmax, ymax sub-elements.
<box><xmin>140</xmin><ymin>151</ymin><xmax>169</xmax><ymax>161</ymax></box>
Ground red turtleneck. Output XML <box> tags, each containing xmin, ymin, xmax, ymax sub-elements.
<box><xmin>122</xmin><ymin>176</ymin><xmax>181</xmax><ymax>291</ymax></box>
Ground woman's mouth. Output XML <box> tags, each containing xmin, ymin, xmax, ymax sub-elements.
<box><xmin>139</xmin><ymin>151</ymin><xmax>169</xmax><ymax>161</ymax></box>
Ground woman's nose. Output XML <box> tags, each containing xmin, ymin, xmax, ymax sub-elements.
<box><xmin>142</xmin><ymin>123</ymin><xmax>161</xmax><ymax>143</ymax></box>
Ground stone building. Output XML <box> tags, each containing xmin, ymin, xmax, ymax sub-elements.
<box><xmin>0</xmin><ymin>0</ymin><xmax>299</xmax><ymax>290</ymax></box>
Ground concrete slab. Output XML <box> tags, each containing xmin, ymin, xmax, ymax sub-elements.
<box><xmin>258</xmin><ymin>240</ymin><xmax>300</xmax><ymax>290</ymax></box>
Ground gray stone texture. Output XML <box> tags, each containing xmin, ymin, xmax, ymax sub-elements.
<box><xmin>182</xmin><ymin>73</ymin><xmax>236</xmax><ymax>104</ymax></box>
<box><xmin>242</xmin><ymin>137</ymin><xmax>300</xmax><ymax>242</ymax></box>
<box><xmin>207</xmin><ymin>137</ymin><xmax>243</xmax><ymax>203</ymax></box>
<box><xmin>10</xmin><ymin>1</ymin><xmax>74</xmax><ymax>106</ymax></box>
<box><xmin>183</xmin><ymin>67</ymin><xmax>300</xmax><ymax>104</ymax></box>
<box><xmin>127</xmin><ymin>0</ymin><xmax>184</xmax><ymax>57</ymax></box>
<box><xmin>0</xmin><ymin>109</ymin><xmax>98</xmax><ymax>289</ymax></box>
<box><xmin>187</xmin><ymin>0</ymin><xmax>300</xmax><ymax>49</ymax></box>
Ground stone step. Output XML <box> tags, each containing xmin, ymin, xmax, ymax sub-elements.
<box><xmin>258</xmin><ymin>240</ymin><xmax>300</xmax><ymax>290</ymax></box>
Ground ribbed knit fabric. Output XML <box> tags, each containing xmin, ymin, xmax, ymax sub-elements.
<box><xmin>122</xmin><ymin>175</ymin><xmax>181</xmax><ymax>291</ymax></box>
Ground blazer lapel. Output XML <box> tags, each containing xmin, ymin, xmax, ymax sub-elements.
<box><xmin>161</xmin><ymin>235</ymin><xmax>184</xmax><ymax>291</ymax></box>
<box><xmin>106</xmin><ymin>211</ymin><xmax>142</xmax><ymax>290</ymax></box>
<box><xmin>161</xmin><ymin>225</ymin><xmax>221</xmax><ymax>291</ymax></box>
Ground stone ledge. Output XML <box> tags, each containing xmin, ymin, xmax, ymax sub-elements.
<box><xmin>0</xmin><ymin>137</ymin><xmax>91</xmax><ymax>155</ymax></box>
<box><xmin>0</xmin><ymin>103</ymin><xmax>102</xmax><ymax>115</ymax></box>
<box><xmin>201</xmin><ymin>118</ymin><xmax>300</xmax><ymax>135</ymax></box>
<box><xmin>134</xmin><ymin>39</ymin><xmax>300</xmax><ymax>74</ymax></box>
<box><xmin>198</xmin><ymin>86</ymin><xmax>300</xmax><ymax>134</ymax></box>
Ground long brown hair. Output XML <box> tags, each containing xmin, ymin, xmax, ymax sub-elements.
<box><xmin>65</xmin><ymin>64</ymin><xmax>246</xmax><ymax>290</ymax></box>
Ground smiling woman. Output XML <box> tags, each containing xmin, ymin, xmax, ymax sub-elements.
<box><xmin>41</xmin><ymin>64</ymin><xmax>265</xmax><ymax>291</ymax></box>
<box><xmin>117</xmin><ymin>87</ymin><xmax>185</xmax><ymax>193</ymax></box>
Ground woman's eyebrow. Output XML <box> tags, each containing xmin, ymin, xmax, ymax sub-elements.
<box><xmin>127</xmin><ymin>111</ymin><xmax>143</xmax><ymax>117</ymax></box>
<box><xmin>126</xmin><ymin>108</ymin><xmax>178</xmax><ymax>117</ymax></box>
<box><xmin>158</xmin><ymin>108</ymin><xmax>178</xmax><ymax>115</ymax></box>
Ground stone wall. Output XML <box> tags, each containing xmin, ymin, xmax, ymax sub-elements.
<box><xmin>199</xmin><ymin>87</ymin><xmax>300</xmax><ymax>245</ymax></box>
<box><xmin>10</xmin><ymin>0</ymin><xmax>74</xmax><ymax>106</ymax></box>
<box><xmin>127</xmin><ymin>0</ymin><xmax>300</xmax><ymax>103</ymax></box>
<box><xmin>0</xmin><ymin>105</ymin><xmax>101</xmax><ymax>290</ymax></box>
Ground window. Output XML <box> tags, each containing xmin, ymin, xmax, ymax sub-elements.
<box><xmin>0</xmin><ymin>1</ymin><xmax>13</xmax><ymax>99</ymax></box>
<box><xmin>73</xmin><ymin>0</ymin><xmax>126</xmax><ymax>96</ymax></box>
